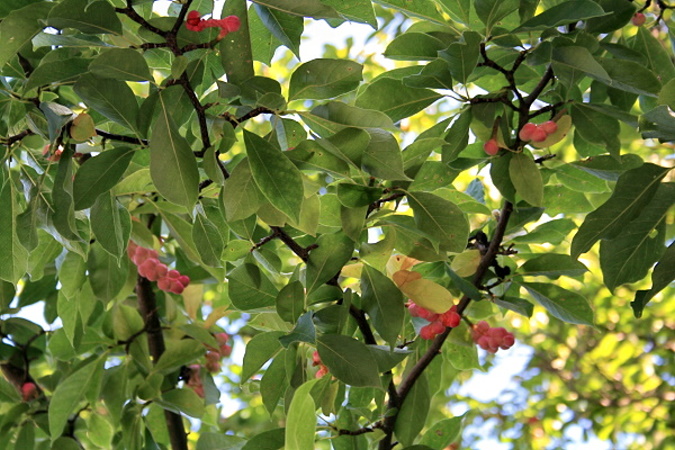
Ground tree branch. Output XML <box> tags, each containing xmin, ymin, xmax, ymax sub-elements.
<box><xmin>96</xmin><ymin>129</ymin><xmax>148</xmax><ymax>146</ymax></box>
<box><xmin>377</xmin><ymin>201</ymin><xmax>514</xmax><ymax>449</ymax></box>
<box><xmin>136</xmin><ymin>276</ymin><xmax>188</xmax><ymax>450</ymax></box>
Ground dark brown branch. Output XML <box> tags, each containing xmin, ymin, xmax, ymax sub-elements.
<box><xmin>115</xmin><ymin>2</ymin><xmax>168</xmax><ymax>38</ymax></box>
<box><xmin>220</xmin><ymin>107</ymin><xmax>278</xmax><ymax>129</ymax></box>
<box><xmin>377</xmin><ymin>201</ymin><xmax>514</xmax><ymax>450</ymax></box>
<box><xmin>270</xmin><ymin>226</ymin><xmax>314</xmax><ymax>262</ymax></box>
<box><xmin>173</xmin><ymin>73</ymin><xmax>210</xmax><ymax>152</ymax></box>
<box><xmin>136</xmin><ymin>276</ymin><xmax>188</xmax><ymax>450</ymax></box>
<box><xmin>2</xmin><ymin>129</ymin><xmax>34</xmax><ymax>146</ymax></box>
<box><xmin>96</xmin><ymin>129</ymin><xmax>148</xmax><ymax>146</ymax></box>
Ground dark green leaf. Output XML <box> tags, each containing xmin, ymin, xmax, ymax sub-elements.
<box><xmin>571</xmin><ymin>164</ymin><xmax>670</xmax><ymax>258</ymax></box>
<box><xmin>74</xmin><ymin>74</ymin><xmax>140</xmax><ymax>134</ymax></box>
<box><xmin>518</xmin><ymin>254</ymin><xmax>588</xmax><ymax>279</ymax></box>
<box><xmin>279</xmin><ymin>312</ymin><xmax>316</xmax><ymax>347</ymax></box>
<box><xmin>289</xmin><ymin>59</ymin><xmax>363</xmax><ymax>100</ymax></box>
<box><xmin>317</xmin><ymin>334</ymin><xmax>381</xmax><ymax>387</ymax></box>
<box><xmin>220</xmin><ymin>0</ymin><xmax>254</xmax><ymax>84</ymax></box>
<box><xmin>87</xmin><ymin>243</ymin><xmax>128</xmax><ymax>303</ymax></box>
<box><xmin>514</xmin><ymin>1</ymin><xmax>607</xmax><ymax>32</ymax></box>
<box><xmin>0</xmin><ymin>175</ymin><xmax>28</xmax><ymax>283</ymax></box>
<box><xmin>522</xmin><ymin>282</ymin><xmax>594</xmax><ymax>325</ymax></box>
<box><xmin>406</xmin><ymin>191</ymin><xmax>470</xmax><ymax>253</ymax></box>
<box><xmin>245</xmin><ymin>130</ymin><xmax>304</xmax><ymax>223</ymax></box>
<box><xmin>276</xmin><ymin>280</ymin><xmax>305</xmax><ymax>323</ymax></box>
<box><xmin>150</xmin><ymin>90</ymin><xmax>199</xmax><ymax>210</ymax></box>
<box><xmin>242</xmin><ymin>331</ymin><xmax>285</xmax><ymax>381</ymax></box>
<box><xmin>0</xmin><ymin>2</ymin><xmax>54</xmax><ymax>69</ymax></box>
<box><xmin>253</xmin><ymin>4</ymin><xmax>303</xmax><ymax>58</ymax></box>
<box><xmin>251</xmin><ymin>0</ymin><xmax>340</xmax><ymax>19</ymax></box>
<box><xmin>229</xmin><ymin>263</ymin><xmax>279</xmax><ymax>310</ymax></box>
<box><xmin>89</xmin><ymin>48</ymin><xmax>153</xmax><ymax>82</ymax></box>
<box><xmin>305</xmin><ymin>232</ymin><xmax>354</xmax><ymax>293</ymax></box>
<box><xmin>475</xmin><ymin>0</ymin><xmax>518</xmax><ymax>31</ymax></box>
<box><xmin>600</xmin><ymin>183</ymin><xmax>674</xmax><ymax>292</ymax></box>
<box><xmin>394</xmin><ymin>371</ymin><xmax>429</xmax><ymax>446</ymax></box>
<box><xmin>91</xmin><ymin>192</ymin><xmax>131</xmax><ymax>261</ymax></box>
<box><xmin>361</xmin><ymin>264</ymin><xmax>405</xmax><ymax>347</ymax></box>
<box><xmin>632</xmin><ymin>241</ymin><xmax>675</xmax><ymax>317</ymax></box>
<box><xmin>439</xmin><ymin>31</ymin><xmax>481</xmax><ymax>84</ymax></box>
<box><xmin>74</xmin><ymin>147</ymin><xmax>135</xmax><ymax>210</ymax></box>
<box><xmin>153</xmin><ymin>339</ymin><xmax>205</xmax><ymax>375</ymax></box>
<box><xmin>47</xmin><ymin>0</ymin><xmax>122</xmax><ymax>34</ymax></box>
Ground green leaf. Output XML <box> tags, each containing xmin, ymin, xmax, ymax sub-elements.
<box><xmin>153</xmin><ymin>339</ymin><xmax>205</xmax><ymax>375</ymax></box>
<box><xmin>571</xmin><ymin>164</ymin><xmax>671</xmax><ymax>258</ymax></box>
<box><xmin>419</xmin><ymin>414</ymin><xmax>466</xmax><ymax>448</ymax></box>
<box><xmin>228</xmin><ymin>263</ymin><xmax>279</xmax><ymax>310</ymax></box>
<box><xmin>337</xmin><ymin>183</ymin><xmax>382</xmax><ymax>208</ymax></box>
<box><xmin>0</xmin><ymin>2</ymin><xmax>54</xmax><ymax>69</ymax></box>
<box><xmin>522</xmin><ymin>282</ymin><xmax>594</xmax><ymax>325</ymax></box>
<box><xmin>367</xmin><ymin>345</ymin><xmax>411</xmax><ymax>372</ymax></box>
<box><xmin>47</xmin><ymin>0</ymin><xmax>122</xmax><ymax>34</ymax></box>
<box><xmin>375</xmin><ymin>0</ymin><xmax>446</xmax><ymax>24</ymax></box>
<box><xmin>406</xmin><ymin>191</ymin><xmax>470</xmax><ymax>253</ymax></box>
<box><xmin>253</xmin><ymin>4</ymin><xmax>303</xmax><ymax>58</ymax></box>
<box><xmin>0</xmin><ymin>175</ymin><xmax>28</xmax><ymax>284</ymax></box>
<box><xmin>74</xmin><ymin>73</ymin><xmax>140</xmax><ymax>134</ymax></box>
<box><xmin>514</xmin><ymin>0</ymin><xmax>607</xmax><ymax>32</ymax></box>
<box><xmin>385</xmin><ymin>32</ymin><xmax>449</xmax><ymax>61</ymax></box>
<box><xmin>443</xmin><ymin>322</ymin><xmax>481</xmax><ymax>370</ymax></box>
<box><xmin>494</xmin><ymin>296</ymin><xmax>534</xmax><ymax>318</ymax></box>
<box><xmin>89</xmin><ymin>48</ymin><xmax>153</xmax><ymax>82</ymax></box>
<box><xmin>290</xmin><ymin>59</ymin><xmax>363</xmax><ymax>100</ymax></box>
<box><xmin>302</xmin><ymin>101</ymin><xmax>395</xmax><ymax>136</ymax></box>
<box><xmin>150</xmin><ymin>90</ymin><xmax>199</xmax><ymax>210</ymax></box>
<box><xmin>87</xmin><ymin>243</ymin><xmax>128</xmax><ymax>303</ymax></box>
<box><xmin>242</xmin><ymin>428</ymin><xmax>286</xmax><ymax>450</ymax></box>
<box><xmin>305</xmin><ymin>232</ymin><xmax>354</xmax><ymax>293</ymax></box>
<box><xmin>509</xmin><ymin>152</ymin><xmax>543</xmax><ymax>207</ymax></box>
<box><xmin>394</xmin><ymin>371</ymin><xmax>429</xmax><ymax>446</ymax></box>
<box><xmin>321</xmin><ymin>0</ymin><xmax>377</xmax><ymax>27</ymax></box>
<box><xmin>361</xmin><ymin>265</ymin><xmax>405</xmax><ymax>347</ymax></box>
<box><xmin>261</xmin><ymin>353</ymin><xmax>287</xmax><ymax>415</ymax></box>
<box><xmin>242</xmin><ymin>331</ymin><xmax>285</xmax><ymax>381</ymax></box>
<box><xmin>631</xmin><ymin>27</ymin><xmax>675</xmax><ymax>84</ymax></box>
<box><xmin>512</xmin><ymin>219</ymin><xmax>577</xmax><ymax>245</ymax></box>
<box><xmin>356</xmin><ymin>71</ymin><xmax>442</xmax><ymax>122</ymax></box>
<box><xmin>362</xmin><ymin>129</ymin><xmax>410</xmax><ymax>181</ymax></box>
<box><xmin>279</xmin><ymin>312</ymin><xmax>316</xmax><ymax>347</ymax></box>
<box><xmin>244</xmin><ymin>130</ymin><xmax>304</xmax><ymax>223</ymax></box>
<box><xmin>73</xmin><ymin>147</ymin><xmax>135</xmax><ymax>210</ymax></box>
<box><xmin>276</xmin><ymin>280</ymin><xmax>305</xmax><ymax>323</ymax></box>
<box><xmin>40</xmin><ymin>101</ymin><xmax>73</xmax><ymax>144</ymax></box>
<box><xmin>600</xmin><ymin>183</ymin><xmax>674</xmax><ymax>292</ymax></box>
<box><xmin>597</xmin><ymin>57</ymin><xmax>661</xmax><ymax>97</ymax></box>
<box><xmin>572</xmin><ymin>103</ymin><xmax>621</xmax><ymax>158</ymax></box>
<box><xmin>251</xmin><ymin>0</ymin><xmax>339</xmax><ymax>19</ymax></box>
<box><xmin>49</xmin><ymin>356</ymin><xmax>105</xmax><ymax>437</ymax></box>
<box><xmin>91</xmin><ymin>192</ymin><xmax>131</xmax><ymax>261</ymax></box>
<box><xmin>285</xmin><ymin>379</ymin><xmax>321</xmax><ymax>450</ymax></box>
<box><xmin>159</xmin><ymin>389</ymin><xmax>205</xmax><ymax>418</ymax></box>
<box><xmin>317</xmin><ymin>334</ymin><xmax>381</xmax><ymax>387</ymax></box>
<box><xmin>632</xmin><ymin>241</ymin><xmax>675</xmax><ymax>317</ymax></box>
<box><xmin>438</xmin><ymin>31</ymin><xmax>482</xmax><ymax>84</ymax></box>
<box><xmin>51</xmin><ymin>147</ymin><xmax>80</xmax><ymax>241</ymax></box>
<box><xmin>475</xmin><ymin>0</ymin><xmax>518</xmax><ymax>31</ymax></box>
<box><xmin>221</xmin><ymin>159</ymin><xmax>264</xmax><ymax>222</ymax></box>
<box><xmin>551</xmin><ymin>46</ymin><xmax>610</xmax><ymax>84</ymax></box>
<box><xmin>192</xmin><ymin>210</ymin><xmax>225</xmax><ymax>268</ymax></box>
<box><xmin>518</xmin><ymin>254</ymin><xmax>588</xmax><ymax>279</ymax></box>
<box><xmin>220</xmin><ymin>0</ymin><xmax>254</xmax><ymax>84</ymax></box>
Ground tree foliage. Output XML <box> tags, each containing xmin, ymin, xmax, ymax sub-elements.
<box><xmin>0</xmin><ymin>0</ymin><xmax>673</xmax><ymax>449</ymax></box>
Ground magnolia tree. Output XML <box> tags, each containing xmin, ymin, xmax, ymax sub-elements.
<box><xmin>0</xmin><ymin>0</ymin><xmax>673</xmax><ymax>449</ymax></box>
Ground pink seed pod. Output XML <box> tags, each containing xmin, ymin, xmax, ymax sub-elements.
<box><xmin>539</xmin><ymin>120</ymin><xmax>558</xmax><ymax>135</ymax></box>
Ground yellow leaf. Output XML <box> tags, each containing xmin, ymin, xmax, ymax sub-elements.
<box><xmin>182</xmin><ymin>284</ymin><xmax>203</xmax><ymax>320</ymax></box>
<box><xmin>204</xmin><ymin>306</ymin><xmax>230</xmax><ymax>329</ymax></box>
<box><xmin>392</xmin><ymin>269</ymin><xmax>422</xmax><ymax>288</ymax></box>
<box><xmin>398</xmin><ymin>277</ymin><xmax>454</xmax><ymax>314</ymax></box>
<box><xmin>531</xmin><ymin>115</ymin><xmax>572</xmax><ymax>148</ymax></box>
<box><xmin>450</xmin><ymin>249</ymin><xmax>482</xmax><ymax>277</ymax></box>
<box><xmin>69</xmin><ymin>113</ymin><xmax>97</xmax><ymax>142</ymax></box>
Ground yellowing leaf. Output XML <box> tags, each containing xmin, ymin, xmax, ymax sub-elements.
<box><xmin>393</xmin><ymin>270</ymin><xmax>454</xmax><ymax>313</ymax></box>
<box><xmin>532</xmin><ymin>115</ymin><xmax>572</xmax><ymax>148</ymax></box>
<box><xmin>386</xmin><ymin>254</ymin><xmax>421</xmax><ymax>277</ymax></box>
<box><xmin>182</xmin><ymin>284</ymin><xmax>203</xmax><ymax>320</ymax></box>
<box><xmin>204</xmin><ymin>306</ymin><xmax>230</xmax><ymax>329</ymax></box>
<box><xmin>392</xmin><ymin>269</ymin><xmax>422</xmax><ymax>287</ymax></box>
<box><xmin>450</xmin><ymin>249</ymin><xmax>482</xmax><ymax>277</ymax></box>
<box><xmin>69</xmin><ymin>113</ymin><xmax>97</xmax><ymax>142</ymax></box>
<box><xmin>341</xmin><ymin>262</ymin><xmax>363</xmax><ymax>278</ymax></box>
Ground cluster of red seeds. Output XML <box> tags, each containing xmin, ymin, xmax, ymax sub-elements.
<box><xmin>185</xmin><ymin>11</ymin><xmax>240</xmax><ymax>38</ymax></box>
<box><xmin>471</xmin><ymin>320</ymin><xmax>515</xmax><ymax>354</ymax></box>
<box><xmin>518</xmin><ymin>121</ymin><xmax>558</xmax><ymax>143</ymax></box>
<box><xmin>407</xmin><ymin>302</ymin><xmax>461</xmax><ymax>340</ymax></box>
<box><xmin>312</xmin><ymin>351</ymin><xmax>329</xmax><ymax>378</ymax></box>
<box><xmin>186</xmin><ymin>333</ymin><xmax>233</xmax><ymax>397</ymax></box>
<box><xmin>128</xmin><ymin>242</ymin><xmax>190</xmax><ymax>294</ymax></box>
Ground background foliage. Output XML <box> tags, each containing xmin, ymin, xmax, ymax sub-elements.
<box><xmin>0</xmin><ymin>0</ymin><xmax>673</xmax><ymax>449</ymax></box>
